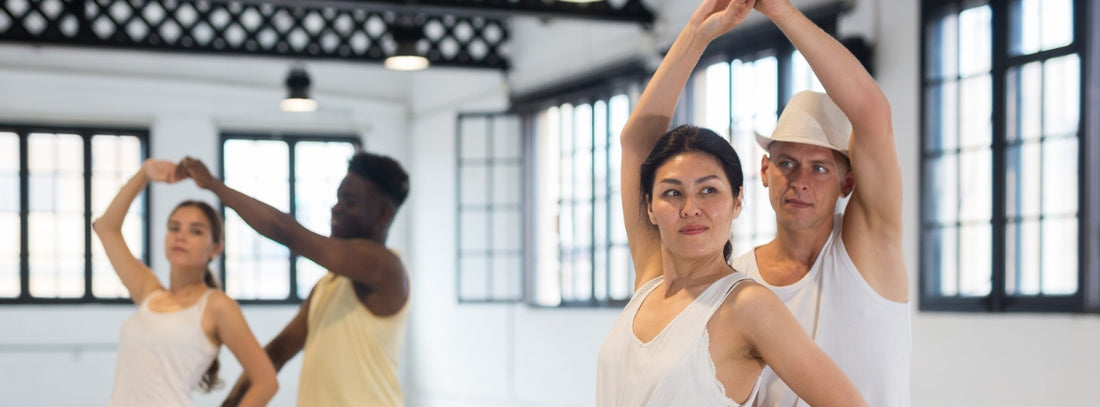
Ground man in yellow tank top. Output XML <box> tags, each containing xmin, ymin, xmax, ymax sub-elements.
<box><xmin>180</xmin><ymin>151</ymin><xmax>410</xmax><ymax>406</ymax></box>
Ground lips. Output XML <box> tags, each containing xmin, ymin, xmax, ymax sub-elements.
<box><xmin>785</xmin><ymin>198</ymin><xmax>812</xmax><ymax>208</ymax></box>
<box><xmin>680</xmin><ymin>224</ymin><xmax>707</xmax><ymax>235</ymax></box>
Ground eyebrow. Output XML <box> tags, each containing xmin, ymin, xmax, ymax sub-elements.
<box><xmin>657</xmin><ymin>174</ymin><xmax>722</xmax><ymax>185</ymax></box>
<box><xmin>168</xmin><ymin>220</ymin><xmax>210</xmax><ymax>229</ymax></box>
<box><xmin>774</xmin><ymin>154</ymin><xmax>835</xmax><ymax>167</ymax></box>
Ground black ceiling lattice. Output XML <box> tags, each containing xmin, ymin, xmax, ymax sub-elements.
<box><xmin>0</xmin><ymin>0</ymin><xmax>516</xmax><ymax>69</ymax></box>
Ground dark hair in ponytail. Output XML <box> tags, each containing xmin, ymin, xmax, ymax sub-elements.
<box><xmin>171</xmin><ymin>200</ymin><xmax>224</xmax><ymax>392</ymax></box>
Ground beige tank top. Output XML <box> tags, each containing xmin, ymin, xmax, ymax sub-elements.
<box><xmin>297</xmin><ymin>273</ymin><xmax>408</xmax><ymax>406</ymax></box>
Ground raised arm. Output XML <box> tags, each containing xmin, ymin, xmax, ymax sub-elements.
<box><xmin>623</xmin><ymin>0</ymin><xmax>756</xmax><ymax>289</ymax></box>
<box><xmin>736</xmin><ymin>284</ymin><xmax>869</xmax><ymax>406</ymax></box>
<box><xmin>179</xmin><ymin>158</ymin><xmax>407</xmax><ymax>303</ymax></box>
<box><xmin>759</xmin><ymin>0</ymin><xmax>906</xmax><ymax>300</ymax></box>
<box><xmin>92</xmin><ymin>159</ymin><xmax>184</xmax><ymax>304</ymax></box>
<box><xmin>209</xmin><ymin>293</ymin><xmax>278</xmax><ymax>407</ymax></box>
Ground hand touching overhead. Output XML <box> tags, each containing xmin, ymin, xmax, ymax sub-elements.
<box><xmin>691</xmin><ymin>0</ymin><xmax>756</xmax><ymax>41</ymax></box>
<box><xmin>143</xmin><ymin>159</ymin><xmax>188</xmax><ymax>184</ymax></box>
<box><xmin>179</xmin><ymin>157</ymin><xmax>218</xmax><ymax>190</ymax></box>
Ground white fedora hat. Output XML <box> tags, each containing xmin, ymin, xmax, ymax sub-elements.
<box><xmin>756</xmin><ymin>90</ymin><xmax>851</xmax><ymax>158</ymax></box>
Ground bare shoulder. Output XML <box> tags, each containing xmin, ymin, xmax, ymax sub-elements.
<box><xmin>206</xmin><ymin>290</ymin><xmax>244</xmax><ymax>318</ymax></box>
<box><xmin>713</xmin><ymin>281</ymin><xmax>785</xmax><ymax>327</ymax></box>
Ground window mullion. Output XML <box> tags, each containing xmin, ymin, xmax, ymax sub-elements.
<box><xmin>82</xmin><ymin>133</ymin><xmax>94</xmax><ymax>300</ymax></box>
<box><xmin>19</xmin><ymin>131</ymin><xmax>29</xmax><ymax>301</ymax></box>
<box><xmin>287</xmin><ymin>139</ymin><xmax>299</xmax><ymax>302</ymax></box>
<box><xmin>989</xmin><ymin>0</ymin><xmax>1009</xmax><ymax>311</ymax></box>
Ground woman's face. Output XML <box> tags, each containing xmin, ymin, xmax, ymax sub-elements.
<box><xmin>647</xmin><ymin>152</ymin><xmax>742</xmax><ymax>259</ymax></box>
<box><xmin>164</xmin><ymin>206</ymin><xmax>222</xmax><ymax>269</ymax></box>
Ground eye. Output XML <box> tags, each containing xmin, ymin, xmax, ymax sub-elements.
<box><xmin>701</xmin><ymin>186</ymin><xmax>718</xmax><ymax>194</ymax></box>
<box><xmin>662</xmin><ymin>189</ymin><xmax>681</xmax><ymax>197</ymax></box>
<box><xmin>190</xmin><ymin>229</ymin><xmax>204</xmax><ymax>236</ymax></box>
<box><xmin>813</xmin><ymin>165</ymin><xmax>828</xmax><ymax>174</ymax></box>
<box><xmin>778</xmin><ymin>160</ymin><xmax>794</xmax><ymax>168</ymax></box>
<box><xmin>168</xmin><ymin>225</ymin><xmax>179</xmax><ymax>232</ymax></box>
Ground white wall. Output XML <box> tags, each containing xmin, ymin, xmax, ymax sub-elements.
<box><xmin>2</xmin><ymin>0</ymin><xmax>1100</xmax><ymax>405</ymax></box>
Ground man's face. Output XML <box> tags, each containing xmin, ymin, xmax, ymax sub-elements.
<box><xmin>330</xmin><ymin>173</ymin><xmax>387</xmax><ymax>239</ymax></box>
<box><xmin>761</xmin><ymin>141</ymin><xmax>851</xmax><ymax>231</ymax></box>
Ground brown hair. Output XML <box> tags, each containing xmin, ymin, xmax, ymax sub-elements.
<box><xmin>171</xmin><ymin>200</ymin><xmax>224</xmax><ymax>392</ymax></box>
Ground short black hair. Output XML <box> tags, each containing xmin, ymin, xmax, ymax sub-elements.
<box><xmin>348</xmin><ymin>151</ymin><xmax>410</xmax><ymax>208</ymax></box>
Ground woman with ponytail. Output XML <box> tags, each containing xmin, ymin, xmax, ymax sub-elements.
<box><xmin>94</xmin><ymin>159</ymin><xmax>277</xmax><ymax>406</ymax></box>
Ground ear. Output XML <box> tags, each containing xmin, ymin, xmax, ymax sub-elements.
<box><xmin>731</xmin><ymin>186</ymin><xmax>744</xmax><ymax>219</ymax></box>
<box><xmin>645</xmin><ymin>194</ymin><xmax>657</xmax><ymax>225</ymax></box>
<box><xmin>760</xmin><ymin>155</ymin><xmax>770</xmax><ymax>188</ymax></box>
<box><xmin>211</xmin><ymin>242</ymin><xmax>224</xmax><ymax>260</ymax></box>
<box><xmin>840</xmin><ymin>167</ymin><xmax>855</xmax><ymax>197</ymax></box>
<box><xmin>375</xmin><ymin>204</ymin><xmax>397</xmax><ymax>228</ymax></box>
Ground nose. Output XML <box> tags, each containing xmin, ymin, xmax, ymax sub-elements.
<box><xmin>680</xmin><ymin>195</ymin><xmax>702</xmax><ymax>218</ymax></box>
<box><xmin>787</xmin><ymin>166</ymin><xmax>811</xmax><ymax>191</ymax></box>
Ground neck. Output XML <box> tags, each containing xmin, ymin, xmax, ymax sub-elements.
<box><xmin>659</xmin><ymin>248</ymin><xmax>731</xmax><ymax>296</ymax></box>
<box><xmin>168</xmin><ymin>266</ymin><xmax>208</xmax><ymax>293</ymax></box>
<box><xmin>761</xmin><ymin>217</ymin><xmax>835</xmax><ymax>272</ymax></box>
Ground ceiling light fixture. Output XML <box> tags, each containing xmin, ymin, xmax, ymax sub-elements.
<box><xmin>279</xmin><ymin>66</ymin><xmax>317</xmax><ymax>112</ymax></box>
<box><xmin>385</xmin><ymin>16</ymin><xmax>429</xmax><ymax>71</ymax></box>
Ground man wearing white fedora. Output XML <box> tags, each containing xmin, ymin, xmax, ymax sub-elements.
<box><xmin>730</xmin><ymin>0</ymin><xmax>910</xmax><ymax>406</ymax></box>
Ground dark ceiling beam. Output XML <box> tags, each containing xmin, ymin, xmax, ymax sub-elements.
<box><xmin>224</xmin><ymin>0</ymin><xmax>656</xmax><ymax>25</ymax></box>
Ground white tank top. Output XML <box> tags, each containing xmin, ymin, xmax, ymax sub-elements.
<box><xmin>108</xmin><ymin>289</ymin><xmax>219</xmax><ymax>407</ymax></box>
<box><xmin>596</xmin><ymin>272</ymin><xmax>762</xmax><ymax>407</ymax></box>
<box><xmin>731</xmin><ymin>214</ymin><xmax>911</xmax><ymax>407</ymax></box>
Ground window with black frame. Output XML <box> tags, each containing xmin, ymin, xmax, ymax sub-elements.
<box><xmin>530</xmin><ymin>92</ymin><xmax>637</xmax><ymax>307</ymax></box>
<box><xmin>920</xmin><ymin>0</ymin><xmax>1094</xmax><ymax>312</ymax></box>
<box><xmin>1</xmin><ymin>125</ymin><xmax>148</xmax><ymax>303</ymax></box>
<box><xmin>220</xmin><ymin>133</ymin><xmax>359</xmax><ymax>303</ymax></box>
<box><xmin>455</xmin><ymin>113</ymin><xmax>526</xmax><ymax>303</ymax></box>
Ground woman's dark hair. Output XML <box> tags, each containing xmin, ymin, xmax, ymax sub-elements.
<box><xmin>171</xmin><ymin>200</ymin><xmax>224</xmax><ymax>393</ymax></box>
<box><xmin>639</xmin><ymin>125</ymin><xmax>744</xmax><ymax>260</ymax></box>
<box><xmin>348</xmin><ymin>151</ymin><xmax>410</xmax><ymax>209</ymax></box>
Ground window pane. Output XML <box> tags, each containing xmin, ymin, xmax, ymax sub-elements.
<box><xmin>28</xmin><ymin>133</ymin><xmax>85</xmax><ymax>298</ymax></box>
<box><xmin>296</xmin><ymin>257</ymin><xmax>327</xmax><ymax>300</ymax></box>
<box><xmin>959</xmin><ymin>75</ymin><xmax>992</xmax><ymax>148</ymax></box>
<box><xmin>295</xmin><ymin>141</ymin><xmax>355</xmax><ymax>236</ymax></box>
<box><xmin>923</xmin><ymin>155</ymin><xmax>959</xmax><ymax>224</ymax></box>
<box><xmin>924</xmin><ymin>226</ymin><xmax>958</xmax><ymax>296</ymax></box>
<box><xmin>492</xmin><ymin>210</ymin><xmax>521</xmax><ymax>252</ymax></box>
<box><xmin>1005</xmin><ymin>142</ymin><xmax>1042</xmax><ymax>218</ymax></box>
<box><xmin>492</xmin><ymin>164</ymin><xmax>522</xmax><ymax>205</ymax></box>
<box><xmin>460</xmin><ymin>164</ymin><xmax>488</xmax><ymax>205</ymax></box>
<box><xmin>493</xmin><ymin>116</ymin><xmax>523</xmax><ymax>159</ymax></box>
<box><xmin>1010</xmin><ymin>0</ymin><xmax>1073</xmax><ymax>56</ymax></box>
<box><xmin>1006</xmin><ymin>62</ymin><xmax>1043</xmax><ymax>142</ymax></box>
<box><xmin>923</xmin><ymin>81</ymin><xmax>959</xmax><ymax>152</ymax></box>
<box><xmin>609</xmin><ymin>245</ymin><xmax>632</xmax><ymax>301</ymax></box>
<box><xmin>91</xmin><ymin>135</ymin><xmax>144</xmax><ymax>298</ymax></box>
<box><xmin>1041</xmin><ymin>216</ymin><xmax>1077</xmax><ymax>294</ymax></box>
<box><xmin>958</xmin><ymin>5</ymin><xmax>991</xmax><ymax>77</ymax></box>
<box><xmin>958</xmin><ymin>149</ymin><xmax>991</xmax><ymax>223</ymax></box>
<box><xmin>0</xmin><ymin>133</ymin><xmax>17</xmax><ymax>298</ymax></box>
<box><xmin>491</xmin><ymin>255</ymin><xmax>522</xmax><ymax>300</ymax></box>
<box><xmin>459</xmin><ymin>255</ymin><xmax>490</xmax><ymax>301</ymax></box>
<box><xmin>925</xmin><ymin>11</ymin><xmax>958</xmax><ymax>80</ymax></box>
<box><xmin>790</xmin><ymin>51</ymin><xmax>825</xmax><ymax>95</ymax></box>
<box><xmin>460</xmin><ymin>210</ymin><xmax>488</xmax><ymax>252</ymax></box>
<box><xmin>1042</xmin><ymin>136</ymin><xmax>1078</xmax><ymax>216</ymax></box>
<box><xmin>1043</xmin><ymin>54</ymin><xmax>1080</xmax><ymax>137</ymax></box>
<box><xmin>958</xmin><ymin>223</ymin><xmax>992</xmax><ymax>296</ymax></box>
<box><xmin>698</xmin><ymin>62</ymin><xmax>731</xmax><ymax>137</ymax></box>
<box><xmin>224</xmin><ymin>139</ymin><xmax>290</xmax><ymax>299</ymax></box>
<box><xmin>1005</xmin><ymin>219</ymin><xmax>1040</xmax><ymax>295</ymax></box>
